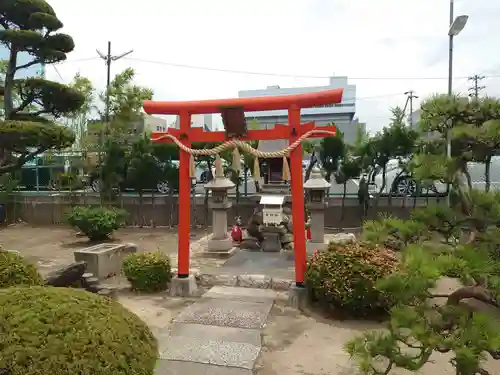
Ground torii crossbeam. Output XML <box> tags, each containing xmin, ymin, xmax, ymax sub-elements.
<box><xmin>144</xmin><ymin>88</ymin><xmax>343</xmax><ymax>287</ymax></box>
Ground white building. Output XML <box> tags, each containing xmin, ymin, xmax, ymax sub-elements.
<box><xmin>143</xmin><ymin>115</ymin><xmax>168</xmax><ymax>133</ymax></box>
<box><xmin>238</xmin><ymin>76</ymin><xmax>361</xmax><ymax>144</ymax></box>
<box><xmin>173</xmin><ymin>114</ymin><xmax>214</xmax><ymax>131</ymax></box>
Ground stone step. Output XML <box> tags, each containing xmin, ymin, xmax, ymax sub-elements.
<box><xmin>169</xmin><ymin>323</ymin><xmax>261</xmax><ymax>346</ymax></box>
<box><xmin>155</xmin><ymin>359</ymin><xmax>252</xmax><ymax>375</ymax></box>
<box><xmin>86</xmin><ymin>277</ymin><xmax>99</xmax><ymax>285</ymax></box>
<box><xmin>203</xmin><ymin>286</ymin><xmax>278</xmax><ymax>304</ymax></box>
<box><xmin>173</xmin><ymin>298</ymin><xmax>273</xmax><ymax>330</ymax></box>
<box><xmin>158</xmin><ymin>336</ymin><xmax>260</xmax><ymax>369</ymax></box>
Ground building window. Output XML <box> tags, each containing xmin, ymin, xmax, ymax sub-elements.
<box><xmin>313</xmin><ymin>103</ymin><xmax>355</xmax><ymax>108</ymax></box>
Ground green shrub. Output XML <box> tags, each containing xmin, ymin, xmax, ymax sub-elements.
<box><xmin>67</xmin><ymin>206</ymin><xmax>127</xmax><ymax>241</ymax></box>
<box><xmin>56</xmin><ymin>171</ymin><xmax>84</xmax><ymax>190</ymax></box>
<box><xmin>305</xmin><ymin>242</ymin><xmax>399</xmax><ymax>317</ymax></box>
<box><xmin>0</xmin><ymin>286</ymin><xmax>158</xmax><ymax>375</ymax></box>
<box><xmin>123</xmin><ymin>251</ymin><xmax>172</xmax><ymax>292</ymax></box>
<box><xmin>0</xmin><ymin>250</ymin><xmax>43</xmax><ymax>288</ymax></box>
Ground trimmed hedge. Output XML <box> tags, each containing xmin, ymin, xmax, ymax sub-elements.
<box><xmin>305</xmin><ymin>242</ymin><xmax>399</xmax><ymax>317</ymax></box>
<box><xmin>67</xmin><ymin>206</ymin><xmax>127</xmax><ymax>241</ymax></box>
<box><xmin>0</xmin><ymin>250</ymin><xmax>43</xmax><ymax>288</ymax></box>
<box><xmin>0</xmin><ymin>286</ymin><xmax>158</xmax><ymax>375</ymax></box>
<box><xmin>123</xmin><ymin>251</ymin><xmax>172</xmax><ymax>292</ymax></box>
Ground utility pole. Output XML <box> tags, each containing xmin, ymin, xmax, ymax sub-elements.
<box><xmin>403</xmin><ymin>90</ymin><xmax>418</xmax><ymax>127</ymax></box>
<box><xmin>96</xmin><ymin>41</ymin><xmax>134</xmax><ymax>123</ymax></box>
<box><xmin>468</xmin><ymin>74</ymin><xmax>485</xmax><ymax>98</ymax></box>
<box><xmin>96</xmin><ymin>42</ymin><xmax>133</xmax><ymax>159</ymax></box>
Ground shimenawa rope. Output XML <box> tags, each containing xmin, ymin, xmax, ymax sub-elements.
<box><xmin>151</xmin><ymin>129</ymin><xmax>336</xmax><ymax>181</ymax></box>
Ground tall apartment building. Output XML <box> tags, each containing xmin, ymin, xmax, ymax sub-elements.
<box><xmin>238</xmin><ymin>76</ymin><xmax>362</xmax><ymax>146</ymax></box>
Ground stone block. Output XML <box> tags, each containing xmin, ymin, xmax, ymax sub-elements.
<box><xmin>203</xmin><ymin>285</ymin><xmax>278</xmax><ymax>303</ymax></box>
<box><xmin>169</xmin><ymin>275</ymin><xmax>198</xmax><ymax>297</ymax></box>
<box><xmin>238</xmin><ymin>274</ymin><xmax>271</xmax><ymax>289</ymax></box>
<box><xmin>306</xmin><ymin>241</ymin><xmax>327</xmax><ymax>253</ymax></box>
<box><xmin>207</xmin><ymin>236</ymin><xmax>234</xmax><ymax>252</ymax></box>
<box><xmin>261</xmin><ymin>232</ymin><xmax>281</xmax><ymax>252</ymax></box>
<box><xmin>73</xmin><ymin>242</ymin><xmax>137</xmax><ymax>280</ymax></box>
<box><xmin>271</xmin><ymin>277</ymin><xmax>292</xmax><ymax>291</ymax></box>
<box><xmin>288</xmin><ymin>284</ymin><xmax>308</xmax><ymax>310</ymax></box>
<box><xmin>329</xmin><ymin>233</ymin><xmax>356</xmax><ymax>246</ymax></box>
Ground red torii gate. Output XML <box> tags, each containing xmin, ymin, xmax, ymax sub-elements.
<box><xmin>143</xmin><ymin>88</ymin><xmax>343</xmax><ymax>287</ymax></box>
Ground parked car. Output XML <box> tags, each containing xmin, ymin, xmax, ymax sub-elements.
<box><xmin>88</xmin><ymin>159</ymin><xmax>195</xmax><ymax>194</ymax></box>
<box><xmin>368</xmin><ymin>156</ymin><xmax>500</xmax><ymax>196</ymax></box>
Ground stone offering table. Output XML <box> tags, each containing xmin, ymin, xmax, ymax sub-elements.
<box><xmin>73</xmin><ymin>243</ymin><xmax>137</xmax><ymax>280</ymax></box>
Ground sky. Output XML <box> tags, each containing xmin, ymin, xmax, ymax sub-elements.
<box><xmin>44</xmin><ymin>0</ymin><xmax>500</xmax><ymax>133</ymax></box>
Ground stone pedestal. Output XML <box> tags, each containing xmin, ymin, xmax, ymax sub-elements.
<box><xmin>169</xmin><ymin>275</ymin><xmax>198</xmax><ymax>297</ymax></box>
<box><xmin>288</xmin><ymin>284</ymin><xmax>308</xmax><ymax>309</ymax></box>
<box><xmin>307</xmin><ymin>202</ymin><xmax>328</xmax><ymax>252</ymax></box>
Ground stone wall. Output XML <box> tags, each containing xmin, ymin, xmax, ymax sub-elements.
<box><xmin>4</xmin><ymin>193</ymin><xmax>444</xmax><ymax>228</ymax></box>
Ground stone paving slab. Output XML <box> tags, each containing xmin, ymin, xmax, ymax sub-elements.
<box><xmin>159</xmin><ymin>336</ymin><xmax>260</xmax><ymax>369</ymax></box>
<box><xmin>173</xmin><ymin>299</ymin><xmax>273</xmax><ymax>329</ymax></box>
<box><xmin>203</xmin><ymin>286</ymin><xmax>279</xmax><ymax>303</ymax></box>
<box><xmin>155</xmin><ymin>359</ymin><xmax>253</xmax><ymax>375</ymax></box>
<box><xmin>169</xmin><ymin>323</ymin><xmax>262</xmax><ymax>346</ymax></box>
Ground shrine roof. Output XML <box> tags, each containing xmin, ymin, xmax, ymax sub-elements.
<box><xmin>257</xmin><ymin>139</ymin><xmax>289</xmax><ymax>154</ymax></box>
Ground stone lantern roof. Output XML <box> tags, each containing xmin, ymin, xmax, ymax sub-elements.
<box><xmin>204</xmin><ymin>176</ymin><xmax>235</xmax><ymax>191</ymax></box>
<box><xmin>303</xmin><ymin>167</ymin><xmax>331</xmax><ymax>190</ymax></box>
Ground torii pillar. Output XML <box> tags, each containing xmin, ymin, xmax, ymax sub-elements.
<box><xmin>144</xmin><ymin>88</ymin><xmax>343</xmax><ymax>297</ymax></box>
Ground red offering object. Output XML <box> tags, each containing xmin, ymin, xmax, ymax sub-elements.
<box><xmin>231</xmin><ymin>224</ymin><xmax>243</xmax><ymax>242</ymax></box>
<box><xmin>306</xmin><ymin>227</ymin><xmax>312</xmax><ymax>240</ymax></box>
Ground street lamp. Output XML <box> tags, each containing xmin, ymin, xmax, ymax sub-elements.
<box><xmin>446</xmin><ymin>0</ymin><xmax>468</xmax><ymax>205</ymax></box>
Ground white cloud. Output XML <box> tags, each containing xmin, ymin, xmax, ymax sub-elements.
<box><xmin>45</xmin><ymin>0</ymin><xmax>500</xmax><ymax>132</ymax></box>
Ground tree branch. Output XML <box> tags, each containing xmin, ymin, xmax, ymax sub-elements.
<box><xmin>0</xmin><ymin>147</ymin><xmax>45</xmax><ymax>174</ymax></box>
<box><xmin>15</xmin><ymin>59</ymin><xmax>42</xmax><ymax>71</ymax></box>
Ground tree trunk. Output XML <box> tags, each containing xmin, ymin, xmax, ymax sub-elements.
<box><xmin>3</xmin><ymin>47</ymin><xmax>17</xmax><ymax>118</ymax></box>
<box><xmin>484</xmin><ymin>155</ymin><xmax>492</xmax><ymax>192</ymax></box>
<box><xmin>304</xmin><ymin>152</ymin><xmax>317</xmax><ymax>181</ymax></box>
<box><xmin>464</xmin><ymin>169</ymin><xmax>473</xmax><ymax>190</ymax></box>
<box><xmin>341</xmin><ymin>182</ymin><xmax>346</xmax><ymax>221</ymax></box>
<box><xmin>1</xmin><ymin>47</ymin><xmax>18</xmax><ymax>167</ymax></box>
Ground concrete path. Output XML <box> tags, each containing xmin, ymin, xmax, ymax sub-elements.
<box><xmin>155</xmin><ymin>286</ymin><xmax>278</xmax><ymax>375</ymax></box>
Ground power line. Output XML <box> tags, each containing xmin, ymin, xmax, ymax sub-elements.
<box><xmin>468</xmin><ymin>74</ymin><xmax>486</xmax><ymax>98</ymax></box>
<box><xmin>56</xmin><ymin>57</ymin><xmax>100</xmax><ymax>65</ymax></box>
<box><xmin>122</xmin><ymin>57</ymin><xmax>500</xmax><ymax>81</ymax></box>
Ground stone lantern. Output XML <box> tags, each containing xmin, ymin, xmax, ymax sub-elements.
<box><xmin>303</xmin><ymin>167</ymin><xmax>331</xmax><ymax>251</ymax></box>
<box><xmin>204</xmin><ymin>175</ymin><xmax>236</xmax><ymax>256</ymax></box>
